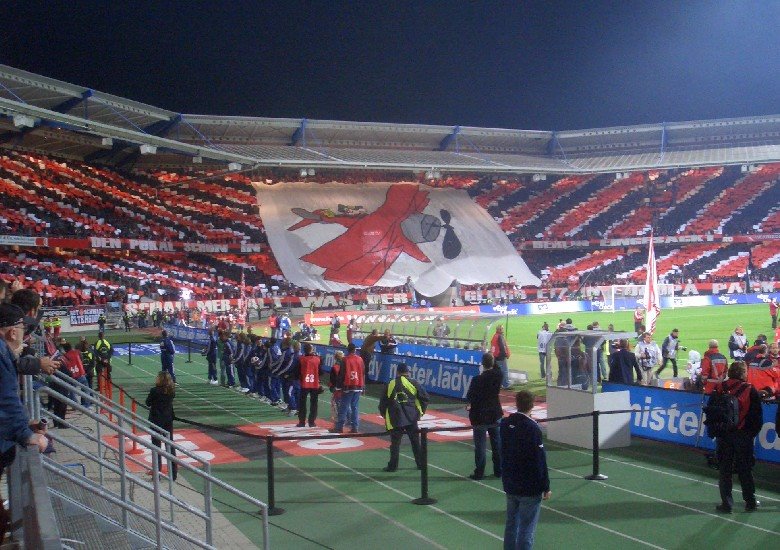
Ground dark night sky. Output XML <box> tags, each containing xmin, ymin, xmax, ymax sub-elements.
<box><xmin>2</xmin><ymin>1</ymin><xmax>778</xmax><ymax>131</ymax></box>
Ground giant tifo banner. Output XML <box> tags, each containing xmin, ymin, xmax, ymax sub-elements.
<box><xmin>311</xmin><ymin>344</ymin><xmax>478</xmax><ymax>399</ymax></box>
<box><xmin>602</xmin><ymin>383</ymin><xmax>780</xmax><ymax>464</ymax></box>
<box><xmin>256</xmin><ymin>182</ymin><xmax>540</xmax><ymax>295</ymax></box>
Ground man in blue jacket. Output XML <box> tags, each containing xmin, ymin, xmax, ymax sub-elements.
<box><xmin>500</xmin><ymin>390</ymin><xmax>551</xmax><ymax>550</ymax></box>
<box><xmin>1</xmin><ymin>304</ymin><xmax>49</xmax><ymax>544</ymax></box>
<box><xmin>160</xmin><ymin>329</ymin><xmax>177</xmax><ymax>383</ymax></box>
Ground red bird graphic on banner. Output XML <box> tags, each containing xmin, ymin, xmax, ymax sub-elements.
<box><xmin>287</xmin><ymin>184</ymin><xmax>460</xmax><ymax>286</ymax></box>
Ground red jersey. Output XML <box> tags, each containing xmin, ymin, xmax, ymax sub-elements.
<box><xmin>747</xmin><ymin>362</ymin><xmax>780</xmax><ymax>395</ymax></box>
<box><xmin>341</xmin><ymin>353</ymin><xmax>365</xmax><ymax>391</ymax></box>
<box><xmin>299</xmin><ymin>354</ymin><xmax>322</xmax><ymax>389</ymax></box>
<box><xmin>62</xmin><ymin>349</ymin><xmax>86</xmax><ymax>379</ymax></box>
<box><xmin>770</xmin><ymin>301</ymin><xmax>778</xmax><ymax>316</ymax></box>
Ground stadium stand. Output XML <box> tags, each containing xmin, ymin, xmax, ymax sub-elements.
<box><xmin>2</xmin><ymin>148</ymin><xmax>780</xmax><ymax>298</ymax></box>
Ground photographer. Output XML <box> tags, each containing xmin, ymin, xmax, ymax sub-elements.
<box><xmin>657</xmin><ymin>328</ymin><xmax>686</xmax><ymax>378</ymax></box>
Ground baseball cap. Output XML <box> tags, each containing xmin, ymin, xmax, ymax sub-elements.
<box><xmin>0</xmin><ymin>303</ymin><xmax>25</xmax><ymax>328</ymax></box>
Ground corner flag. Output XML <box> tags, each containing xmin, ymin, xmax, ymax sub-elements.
<box><xmin>643</xmin><ymin>233</ymin><xmax>661</xmax><ymax>334</ymax></box>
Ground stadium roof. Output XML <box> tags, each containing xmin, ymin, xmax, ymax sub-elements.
<box><xmin>1</xmin><ymin>63</ymin><xmax>779</xmax><ymax>174</ymax></box>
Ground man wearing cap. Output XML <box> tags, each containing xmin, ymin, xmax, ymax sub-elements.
<box><xmin>9</xmin><ymin>288</ymin><xmax>57</xmax><ymax>376</ymax></box>
<box><xmin>0</xmin><ymin>303</ymin><xmax>49</xmax><ymax>544</ymax></box>
<box><xmin>379</xmin><ymin>363</ymin><xmax>429</xmax><ymax>472</ymax></box>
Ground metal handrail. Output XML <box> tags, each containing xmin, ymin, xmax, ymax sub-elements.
<box><xmin>33</xmin><ymin>384</ymin><xmax>270</xmax><ymax>548</ymax></box>
<box><xmin>43</xmin><ymin>459</ymin><xmax>215</xmax><ymax>550</ymax></box>
<box><xmin>8</xmin><ymin>446</ymin><xmax>62</xmax><ymax>549</ymax></box>
<box><xmin>39</xmin><ymin>419</ymin><xmax>208</xmax><ymax>521</ymax></box>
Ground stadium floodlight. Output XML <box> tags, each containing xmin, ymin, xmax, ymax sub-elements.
<box><xmin>101</xmin><ymin>137</ymin><xmax>113</xmax><ymax>146</ymax></box>
<box><xmin>300</xmin><ymin>168</ymin><xmax>308</xmax><ymax>177</ymax></box>
<box><xmin>12</xmin><ymin>114</ymin><xmax>37</xmax><ymax>128</ymax></box>
<box><xmin>180</xmin><ymin>288</ymin><xmax>192</xmax><ymax>301</ymax></box>
<box><xmin>307</xmin><ymin>168</ymin><xmax>315</xmax><ymax>176</ymax></box>
<box><xmin>193</xmin><ymin>156</ymin><xmax>203</xmax><ymax>164</ymax></box>
<box><xmin>139</xmin><ymin>144</ymin><xmax>157</xmax><ymax>155</ymax></box>
<box><xmin>228</xmin><ymin>162</ymin><xmax>242</xmax><ymax>171</ymax></box>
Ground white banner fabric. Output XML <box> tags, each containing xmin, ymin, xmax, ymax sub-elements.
<box><xmin>256</xmin><ymin>182</ymin><xmax>540</xmax><ymax>295</ymax></box>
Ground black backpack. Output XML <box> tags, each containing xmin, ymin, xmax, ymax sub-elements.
<box><xmin>703</xmin><ymin>383</ymin><xmax>748</xmax><ymax>438</ymax></box>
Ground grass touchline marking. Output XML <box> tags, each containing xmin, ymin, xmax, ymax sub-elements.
<box><xmin>282</xmin><ymin>457</ymin><xmax>448</xmax><ymax>550</ymax></box>
<box><xmin>319</xmin><ymin>454</ymin><xmax>503</xmax><ymax>542</ymax></box>
<box><xmin>117</xmin><ymin>357</ymin><xmax>257</xmax><ymax>425</ymax></box>
<box><xmin>550</xmin><ymin>465</ymin><xmax>780</xmax><ymax>536</ymax></box>
<box><xmin>424</xmin><ymin>446</ymin><xmax>668</xmax><ymax>549</ymax></box>
<box><xmin>546</xmin><ymin>441</ymin><xmax>780</xmax><ymax>503</ymax></box>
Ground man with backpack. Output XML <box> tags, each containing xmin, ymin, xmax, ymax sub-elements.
<box><xmin>379</xmin><ymin>363</ymin><xmax>429</xmax><ymax>472</ymax></box>
<box><xmin>704</xmin><ymin>361</ymin><xmax>763</xmax><ymax>513</ymax></box>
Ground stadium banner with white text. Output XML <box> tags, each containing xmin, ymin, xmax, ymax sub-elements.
<box><xmin>350</xmin><ymin>338</ymin><xmax>484</xmax><ymax>365</ymax></box>
<box><xmin>164</xmin><ymin>323</ymin><xmax>210</xmax><ymax>345</ymax></box>
<box><xmin>602</xmin><ymin>383</ymin><xmax>779</xmax><ymax>464</ymax></box>
<box><xmin>257</xmin><ymin>182</ymin><xmax>541</xmax><ymax>295</ymax></box>
<box><xmin>479</xmin><ymin>292</ymin><xmax>780</xmax><ymax>316</ymax></box>
<box><xmin>311</xmin><ymin>344</ymin><xmax>478</xmax><ymax>399</ymax></box>
<box><xmin>69</xmin><ymin>305</ymin><xmax>106</xmax><ymax>326</ymax></box>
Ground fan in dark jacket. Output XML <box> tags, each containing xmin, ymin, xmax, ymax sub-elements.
<box><xmin>146</xmin><ymin>371</ymin><xmax>177</xmax><ymax>480</ymax></box>
<box><xmin>465</xmin><ymin>352</ymin><xmax>503</xmax><ymax>480</ymax></box>
<box><xmin>711</xmin><ymin>361</ymin><xmax>762</xmax><ymax>513</ymax></box>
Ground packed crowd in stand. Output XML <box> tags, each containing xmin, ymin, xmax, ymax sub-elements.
<box><xmin>2</xmin><ymin>149</ymin><xmax>780</xmax><ymax>304</ymax></box>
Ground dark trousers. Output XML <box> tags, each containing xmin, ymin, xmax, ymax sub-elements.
<box><xmin>716</xmin><ymin>431</ymin><xmax>756</xmax><ymax>508</ymax></box>
<box><xmin>298</xmin><ymin>389</ymin><xmax>319</xmax><ymax>426</ymax></box>
<box><xmin>388</xmin><ymin>424</ymin><xmax>421</xmax><ymax>470</ymax></box>
<box><xmin>207</xmin><ymin>357</ymin><xmax>217</xmax><ymax>381</ymax></box>
<box><xmin>657</xmin><ymin>357</ymin><xmax>678</xmax><ymax>377</ymax></box>
<box><xmin>151</xmin><ymin>424</ymin><xmax>177</xmax><ymax>480</ymax></box>
<box><xmin>772</xmin><ymin>314</ymin><xmax>777</xmax><ymax>329</ymax></box>
<box><xmin>473</xmin><ymin>425</ymin><xmax>501</xmax><ymax>477</ymax></box>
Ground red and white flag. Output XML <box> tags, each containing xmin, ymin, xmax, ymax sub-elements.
<box><xmin>256</xmin><ymin>182</ymin><xmax>541</xmax><ymax>295</ymax></box>
<box><xmin>642</xmin><ymin>233</ymin><xmax>661</xmax><ymax>334</ymax></box>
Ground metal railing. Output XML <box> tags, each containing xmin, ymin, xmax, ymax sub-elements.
<box><xmin>7</xmin><ymin>445</ymin><xmax>62</xmax><ymax>549</ymax></box>
<box><xmin>27</xmin><ymin>372</ymin><xmax>271</xmax><ymax>548</ymax></box>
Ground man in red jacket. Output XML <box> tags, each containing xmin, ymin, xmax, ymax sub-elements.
<box><xmin>331</xmin><ymin>343</ymin><xmax>366</xmax><ymax>433</ymax></box>
<box><xmin>699</xmin><ymin>339</ymin><xmax>728</xmax><ymax>394</ymax></box>
<box><xmin>295</xmin><ymin>343</ymin><xmax>322</xmax><ymax>428</ymax></box>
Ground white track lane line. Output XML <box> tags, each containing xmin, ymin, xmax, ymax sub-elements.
<box><xmin>407</xmin><ymin>451</ymin><xmax>666</xmax><ymax>549</ymax></box>
<box><xmin>280</xmin><ymin>458</ymin><xmax>447</xmax><ymax>549</ymax></box>
<box><xmin>546</xmin><ymin>441</ymin><xmax>780</xmax><ymax>503</ymax></box>
<box><xmin>318</xmin><ymin>454</ymin><xmax>502</xmax><ymax>542</ymax></box>
<box><xmin>117</xmin><ymin>356</ymin><xmax>257</xmax><ymax>425</ymax></box>
<box><xmin>550</xmin><ymin>464</ymin><xmax>780</xmax><ymax>536</ymax></box>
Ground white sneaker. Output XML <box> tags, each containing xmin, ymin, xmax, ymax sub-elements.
<box><xmin>260</xmin><ymin>397</ymin><xmax>270</xmax><ymax>404</ymax></box>
<box><xmin>241</xmin><ymin>388</ymin><xmax>250</xmax><ymax>393</ymax></box>
<box><xmin>209</xmin><ymin>380</ymin><xmax>218</xmax><ymax>385</ymax></box>
<box><xmin>277</xmin><ymin>403</ymin><xmax>289</xmax><ymax>410</ymax></box>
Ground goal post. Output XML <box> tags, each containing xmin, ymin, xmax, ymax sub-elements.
<box><xmin>593</xmin><ymin>284</ymin><xmax>676</xmax><ymax>312</ymax></box>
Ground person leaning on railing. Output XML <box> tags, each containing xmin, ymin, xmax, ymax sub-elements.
<box><xmin>0</xmin><ymin>303</ymin><xmax>49</xmax><ymax>544</ymax></box>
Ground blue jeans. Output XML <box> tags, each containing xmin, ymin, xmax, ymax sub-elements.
<box><xmin>162</xmin><ymin>360</ymin><xmax>176</xmax><ymax>383</ymax></box>
<box><xmin>335</xmin><ymin>391</ymin><xmax>361</xmax><ymax>431</ymax></box>
<box><xmin>497</xmin><ymin>359</ymin><xmax>510</xmax><ymax>388</ymax></box>
<box><xmin>473</xmin><ymin>425</ymin><xmax>501</xmax><ymax>477</ymax></box>
<box><xmin>287</xmin><ymin>380</ymin><xmax>300</xmax><ymax>411</ymax></box>
<box><xmin>504</xmin><ymin>494</ymin><xmax>542</xmax><ymax>550</ymax></box>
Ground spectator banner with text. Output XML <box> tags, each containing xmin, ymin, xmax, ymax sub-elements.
<box><xmin>603</xmin><ymin>383</ymin><xmax>779</xmax><ymax>464</ymax></box>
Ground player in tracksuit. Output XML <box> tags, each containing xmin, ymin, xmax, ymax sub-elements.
<box><xmin>267</xmin><ymin>339</ymin><xmax>284</xmax><ymax>406</ymax></box>
<box><xmin>219</xmin><ymin>331</ymin><xmax>237</xmax><ymax>387</ymax></box>
<box><xmin>275</xmin><ymin>341</ymin><xmax>298</xmax><ymax>411</ymax></box>
<box><xmin>203</xmin><ymin>328</ymin><xmax>218</xmax><ymax>385</ymax></box>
